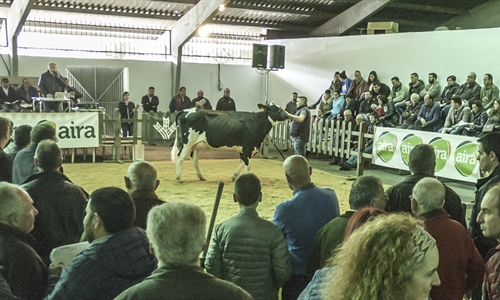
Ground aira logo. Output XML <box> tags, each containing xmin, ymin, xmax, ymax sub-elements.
<box><xmin>375</xmin><ymin>131</ymin><xmax>398</xmax><ymax>163</ymax></box>
<box><xmin>429</xmin><ymin>137</ymin><xmax>451</xmax><ymax>172</ymax></box>
<box><xmin>454</xmin><ymin>141</ymin><xmax>478</xmax><ymax>177</ymax></box>
<box><xmin>399</xmin><ymin>134</ymin><xmax>423</xmax><ymax>166</ymax></box>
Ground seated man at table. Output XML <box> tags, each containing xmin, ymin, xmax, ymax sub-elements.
<box><xmin>0</xmin><ymin>78</ymin><xmax>19</xmax><ymax>112</ymax></box>
<box><xmin>16</xmin><ymin>78</ymin><xmax>40</xmax><ymax>111</ymax></box>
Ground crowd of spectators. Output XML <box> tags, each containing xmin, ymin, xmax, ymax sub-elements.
<box><xmin>1</xmin><ymin>120</ymin><xmax>499</xmax><ymax>300</ymax></box>
<box><xmin>307</xmin><ymin>70</ymin><xmax>499</xmax><ymax>138</ymax></box>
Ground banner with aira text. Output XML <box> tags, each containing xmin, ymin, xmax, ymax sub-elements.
<box><xmin>372</xmin><ymin>127</ymin><xmax>479</xmax><ymax>183</ymax></box>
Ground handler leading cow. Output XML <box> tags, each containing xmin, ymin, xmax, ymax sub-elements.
<box><xmin>171</xmin><ymin>103</ymin><xmax>288</xmax><ymax>182</ymax></box>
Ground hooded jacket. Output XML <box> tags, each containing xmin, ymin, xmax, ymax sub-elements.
<box><xmin>45</xmin><ymin>227</ymin><xmax>157</xmax><ymax>300</ymax></box>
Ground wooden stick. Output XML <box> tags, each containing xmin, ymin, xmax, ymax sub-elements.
<box><xmin>200</xmin><ymin>181</ymin><xmax>224</xmax><ymax>268</ymax></box>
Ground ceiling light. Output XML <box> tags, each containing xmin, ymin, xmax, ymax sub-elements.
<box><xmin>219</xmin><ymin>4</ymin><xmax>225</xmax><ymax>11</ymax></box>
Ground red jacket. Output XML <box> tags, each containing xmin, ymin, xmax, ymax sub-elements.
<box><xmin>485</xmin><ymin>245</ymin><xmax>500</xmax><ymax>300</ymax></box>
<box><xmin>422</xmin><ymin>209</ymin><xmax>484</xmax><ymax>300</ymax></box>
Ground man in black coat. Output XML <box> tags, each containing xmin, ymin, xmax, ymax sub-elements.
<box><xmin>141</xmin><ymin>86</ymin><xmax>159</xmax><ymax>113</ymax></box>
<box><xmin>38</xmin><ymin>62</ymin><xmax>66</xmax><ymax>112</ymax></box>
<box><xmin>386</xmin><ymin>144</ymin><xmax>465</xmax><ymax>226</ymax></box>
<box><xmin>22</xmin><ymin>140</ymin><xmax>88</xmax><ymax>265</ymax></box>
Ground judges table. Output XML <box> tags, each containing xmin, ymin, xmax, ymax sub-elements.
<box><xmin>37</xmin><ymin>97</ymin><xmax>71</xmax><ymax>112</ymax></box>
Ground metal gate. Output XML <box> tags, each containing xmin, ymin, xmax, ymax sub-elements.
<box><xmin>65</xmin><ymin>66</ymin><xmax>129</xmax><ymax>136</ymax></box>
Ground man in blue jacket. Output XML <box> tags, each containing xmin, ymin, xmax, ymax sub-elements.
<box><xmin>45</xmin><ymin>187</ymin><xmax>157</xmax><ymax>300</ymax></box>
<box><xmin>415</xmin><ymin>94</ymin><xmax>442</xmax><ymax>132</ymax></box>
<box><xmin>272</xmin><ymin>155</ymin><xmax>340</xmax><ymax>300</ymax></box>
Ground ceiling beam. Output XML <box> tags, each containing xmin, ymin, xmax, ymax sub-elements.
<box><xmin>310</xmin><ymin>0</ymin><xmax>393</xmax><ymax>37</ymax></box>
<box><xmin>8</xmin><ymin>0</ymin><xmax>35</xmax><ymax>75</ymax></box>
<box><xmin>209</xmin><ymin>19</ymin><xmax>314</xmax><ymax>33</ymax></box>
<box><xmin>387</xmin><ymin>3</ymin><xmax>468</xmax><ymax>15</ymax></box>
<box><xmin>170</xmin><ymin>0</ymin><xmax>227</xmax><ymax>92</ymax></box>
<box><xmin>225</xmin><ymin>4</ymin><xmax>337</xmax><ymax>19</ymax></box>
<box><xmin>31</xmin><ymin>5</ymin><xmax>180</xmax><ymax>21</ymax></box>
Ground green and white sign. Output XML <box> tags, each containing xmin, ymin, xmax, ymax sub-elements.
<box><xmin>372</xmin><ymin>127</ymin><xmax>480</xmax><ymax>183</ymax></box>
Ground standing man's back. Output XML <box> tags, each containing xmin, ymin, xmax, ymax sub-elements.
<box><xmin>115</xmin><ymin>201</ymin><xmax>252</xmax><ymax>300</ymax></box>
<box><xmin>272</xmin><ymin>155</ymin><xmax>339</xmax><ymax>300</ymax></box>
<box><xmin>411</xmin><ymin>178</ymin><xmax>484</xmax><ymax>300</ymax></box>
<box><xmin>124</xmin><ymin>160</ymin><xmax>164</xmax><ymax>229</ymax></box>
<box><xmin>205</xmin><ymin>173</ymin><xmax>291</xmax><ymax>300</ymax></box>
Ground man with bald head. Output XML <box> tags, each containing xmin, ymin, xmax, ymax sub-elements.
<box><xmin>0</xmin><ymin>182</ymin><xmax>50</xmax><ymax>300</ymax></box>
<box><xmin>411</xmin><ymin>178</ymin><xmax>483</xmax><ymax>299</ymax></box>
<box><xmin>124</xmin><ymin>160</ymin><xmax>164</xmax><ymax>229</ymax></box>
<box><xmin>272</xmin><ymin>155</ymin><xmax>339</xmax><ymax>300</ymax></box>
<box><xmin>191</xmin><ymin>90</ymin><xmax>212</xmax><ymax>110</ymax></box>
<box><xmin>386</xmin><ymin>143</ymin><xmax>465</xmax><ymax>226</ymax></box>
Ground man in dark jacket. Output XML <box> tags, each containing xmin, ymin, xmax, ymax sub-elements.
<box><xmin>124</xmin><ymin>160</ymin><xmax>163</xmax><ymax>230</ymax></box>
<box><xmin>415</xmin><ymin>94</ymin><xmax>442</xmax><ymax>132</ymax></box>
<box><xmin>470</xmin><ymin>132</ymin><xmax>500</xmax><ymax>258</ymax></box>
<box><xmin>476</xmin><ymin>183</ymin><xmax>500</xmax><ymax>299</ymax></box>
<box><xmin>22</xmin><ymin>140</ymin><xmax>88</xmax><ymax>265</ymax></box>
<box><xmin>386</xmin><ymin>144</ymin><xmax>465</xmax><ymax>226</ymax></box>
<box><xmin>0</xmin><ymin>78</ymin><xmax>19</xmax><ymax>112</ymax></box>
<box><xmin>0</xmin><ymin>182</ymin><xmax>48</xmax><ymax>300</ymax></box>
<box><xmin>373</xmin><ymin>81</ymin><xmax>390</xmax><ymax>98</ymax></box>
<box><xmin>191</xmin><ymin>90</ymin><xmax>212</xmax><ymax>110</ymax></box>
<box><xmin>169</xmin><ymin>86</ymin><xmax>191</xmax><ymax>113</ymax></box>
<box><xmin>216</xmin><ymin>88</ymin><xmax>236</xmax><ymax>111</ymax></box>
<box><xmin>115</xmin><ymin>201</ymin><xmax>252</xmax><ymax>300</ymax></box>
<box><xmin>45</xmin><ymin>187</ymin><xmax>157</xmax><ymax>300</ymax></box>
<box><xmin>456</xmin><ymin>72</ymin><xmax>481</xmax><ymax>105</ymax></box>
<box><xmin>141</xmin><ymin>86</ymin><xmax>159</xmax><ymax>113</ymax></box>
<box><xmin>0</xmin><ymin>117</ymin><xmax>12</xmax><ymax>183</ymax></box>
<box><xmin>16</xmin><ymin>78</ymin><xmax>40</xmax><ymax>111</ymax></box>
<box><xmin>38</xmin><ymin>62</ymin><xmax>66</xmax><ymax>112</ymax></box>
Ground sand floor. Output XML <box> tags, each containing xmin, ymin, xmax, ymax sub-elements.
<box><xmin>64</xmin><ymin>158</ymin><xmax>355</xmax><ymax>224</ymax></box>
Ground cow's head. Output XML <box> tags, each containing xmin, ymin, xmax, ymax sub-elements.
<box><xmin>258</xmin><ymin>102</ymin><xmax>288</xmax><ymax>125</ymax></box>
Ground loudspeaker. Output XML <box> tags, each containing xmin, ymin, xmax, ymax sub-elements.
<box><xmin>252</xmin><ymin>44</ymin><xmax>268</xmax><ymax>68</ymax></box>
<box><xmin>269</xmin><ymin>45</ymin><xmax>285</xmax><ymax>69</ymax></box>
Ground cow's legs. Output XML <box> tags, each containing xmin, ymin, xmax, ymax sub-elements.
<box><xmin>232</xmin><ymin>153</ymin><xmax>250</xmax><ymax>181</ymax></box>
<box><xmin>191</xmin><ymin>149</ymin><xmax>205</xmax><ymax>181</ymax></box>
<box><xmin>176</xmin><ymin>142</ymin><xmax>195</xmax><ymax>183</ymax></box>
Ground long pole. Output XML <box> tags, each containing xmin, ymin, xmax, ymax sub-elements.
<box><xmin>200</xmin><ymin>181</ymin><xmax>224</xmax><ymax>268</ymax></box>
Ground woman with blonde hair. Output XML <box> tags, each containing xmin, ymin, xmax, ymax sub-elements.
<box><xmin>322</xmin><ymin>213</ymin><xmax>440</xmax><ymax>300</ymax></box>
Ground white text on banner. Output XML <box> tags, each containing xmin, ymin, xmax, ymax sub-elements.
<box><xmin>372</xmin><ymin>127</ymin><xmax>479</xmax><ymax>183</ymax></box>
<box><xmin>0</xmin><ymin>112</ymin><xmax>100</xmax><ymax>148</ymax></box>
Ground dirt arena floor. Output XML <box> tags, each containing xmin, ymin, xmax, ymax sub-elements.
<box><xmin>63</xmin><ymin>157</ymin><xmax>358</xmax><ymax>224</ymax></box>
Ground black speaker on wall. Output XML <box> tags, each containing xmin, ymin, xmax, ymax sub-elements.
<box><xmin>269</xmin><ymin>45</ymin><xmax>285</xmax><ymax>69</ymax></box>
<box><xmin>252</xmin><ymin>44</ymin><xmax>268</xmax><ymax>68</ymax></box>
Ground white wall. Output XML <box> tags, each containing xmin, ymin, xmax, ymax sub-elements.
<box><xmin>179</xmin><ymin>63</ymin><xmax>266</xmax><ymax>112</ymax></box>
<box><xmin>267</xmin><ymin>28</ymin><xmax>500</xmax><ymax>108</ymax></box>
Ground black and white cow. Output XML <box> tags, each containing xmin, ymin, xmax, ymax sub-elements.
<box><xmin>171</xmin><ymin>103</ymin><xmax>288</xmax><ymax>182</ymax></box>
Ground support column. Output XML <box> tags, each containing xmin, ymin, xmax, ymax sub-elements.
<box><xmin>7</xmin><ymin>0</ymin><xmax>34</xmax><ymax>75</ymax></box>
<box><xmin>310</xmin><ymin>0</ymin><xmax>392</xmax><ymax>37</ymax></box>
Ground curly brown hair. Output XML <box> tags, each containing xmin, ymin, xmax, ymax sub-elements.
<box><xmin>322</xmin><ymin>213</ymin><xmax>435</xmax><ymax>300</ymax></box>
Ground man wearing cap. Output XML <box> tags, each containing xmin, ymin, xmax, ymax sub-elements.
<box><xmin>0</xmin><ymin>78</ymin><xmax>19</xmax><ymax>112</ymax></box>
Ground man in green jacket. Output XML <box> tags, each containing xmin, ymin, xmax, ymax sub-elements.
<box><xmin>205</xmin><ymin>173</ymin><xmax>292</xmax><ymax>300</ymax></box>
